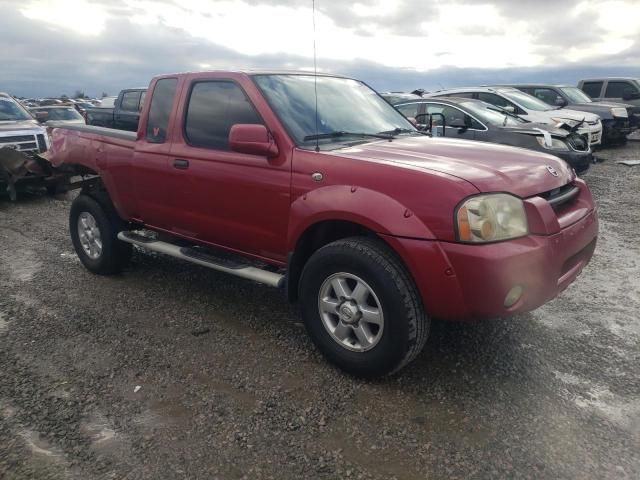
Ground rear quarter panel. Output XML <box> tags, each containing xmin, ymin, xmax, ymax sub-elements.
<box><xmin>47</xmin><ymin>127</ymin><xmax>136</xmax><ymax>218</ymax></box>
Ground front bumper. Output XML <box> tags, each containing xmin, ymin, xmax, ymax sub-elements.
<box><xmin>556</xmin><ymin>150</ymin><xmax>592</xmax><ymax>175</ymax></box>
<box><xmin>382</xmin><ymin>182</ymin><xmax>598</xmax><ymax>321</ymax></box>
<box><xmin>577</xmin><ymin>122</ymin><xmax>602</xmax><ymax>146</ymax></box>
<box><xmin>601</xmin><ymin>118</ymin><xmax>633</xmax><ymax>142</ymax></box>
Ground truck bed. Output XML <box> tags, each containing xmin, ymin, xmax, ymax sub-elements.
<box><xmin>47</xmin><ymin>122</ymin><xmax>136</xmax><ymax>142</ymax></box>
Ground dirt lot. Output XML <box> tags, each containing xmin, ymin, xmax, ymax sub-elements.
<box><xmin>1</xmin><ymin>142</ymin><xmax>639</xmax><ymax>480</ymax></box>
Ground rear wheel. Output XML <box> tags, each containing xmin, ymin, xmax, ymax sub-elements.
<box><xmin>299</xmin><ymin>237</ymin><xmax>429</xmax><ymax>377</ymax></box>
<box><xmin>70</xmin><ymin>194</ymin><xmax>132</xmax><ymax>275</ymax></box>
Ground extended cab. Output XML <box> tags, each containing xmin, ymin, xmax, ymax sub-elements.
<box><xmin>578</xmin><ymin>78</ymin><xmax>640</xmax><ymax>130</ymax></box>
<box><xmin>503</xmin><ymin>84</ymin><xmax>635</xmax><ymax>145</ymax></box>
<box><xmin>46</xmin><ymin>72</ymin><xmax>599</xmax><ymax>376</ymax></box>
<box><xmin>85</xmin><ymin>88</ymin><xmax>146</xmax><ymax>131</ymax></box>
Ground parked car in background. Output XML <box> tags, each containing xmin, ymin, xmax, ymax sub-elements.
<box><xmin>45</xmin><ymin>71</ymin><xmax>598</xmax><ymax>376</ymax></box>
<box><xmin>97</xmin><ymin>96</ymin><xmax>116</xmax><ymax>108</ymax></box>
<box><xmin>0</xmin><ymin>93</ymin><xmax>54</xmax><ymax>200</ymax></box>
<box><xmin>384</xmin><ymin>95</ymin><xmax>592</xmax><ymax>174</ymax></box>
<box><xmin>73</xmin><ymin>101</ymin><xmax>95</xmax><ymax>115</ymax></box>
<box><xmin>502</xmin><ymin>84</ymin><xmax>634</xmax><ymax>145</ymax></box>
<box><xmin>427</xmin><ymin>87</ymin><xmax>603</xmax><ymax>146</ymax></box>
<box><xmin>85</xmin><ymin>88</ymin><xmax>146</xmax><ymax>131</ymax></box>
<box><xmin>39</xmin><ymin>98</ymin><xmax>64</xmax><ymax>106</ymax></box>
<box><xmin>578</xmin><ymin>77</ymin><xmax>640</xmax><ymax>129</ymax></box>
<box><xmin>29</xmin><ymin>105</ymin><xmax>86</xmax><ymax>126</ymax></box>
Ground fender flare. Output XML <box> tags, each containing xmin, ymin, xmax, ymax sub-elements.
<box><xmin>287</xmin><ymin>185</ymin><xmax>435</xmax><ymax>251</ymax></box>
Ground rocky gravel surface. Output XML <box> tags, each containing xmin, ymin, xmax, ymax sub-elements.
<box><xmin>1</xmin><ymin>143</ymin><xmax>639</xmax><ymax>479</ymax></box>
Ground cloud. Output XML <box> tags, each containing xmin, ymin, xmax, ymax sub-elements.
<box><xmin>0</xmin><ymin>0</ymin><xmax>639</xmax><ymax>97</ymax></box>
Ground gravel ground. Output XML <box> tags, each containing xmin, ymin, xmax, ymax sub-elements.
<box><xmin>1</xmin><ymin>142</ymin><xmax>639</xmax><ymax>479</ymax></box>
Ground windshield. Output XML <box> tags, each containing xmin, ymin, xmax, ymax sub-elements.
<box><xmin>560</xmin><ymin>87</ymin><xmax>592</xmax><ymax>104</ymax></box>
<box><xmin>0</xmin><ymin>98</ymin><xmax>32</xmax><ymax>121</ymax></box>
<box><xmin>500</xmin><ymin>90</ymin><xmax>554</xmax><ymax>111</ymax></box>
<box><xmin>35</xmin><ymin>107</ymin><xmax>84</xmax><ymax>121</ymax></box>
<box><xmin>461</xmin><ymin>101</ymin><xmax>526</xmax><ymax>126</ymax></box>
<box><xmin>253</xmin><ymin>74</ymin><xmax>417</xmax><ymax>149</ymax></box>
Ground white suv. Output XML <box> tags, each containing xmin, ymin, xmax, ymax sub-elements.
<box><xmin>0</xmin><ymin>92</ymin><xmax>49</xmax><ymax>153</ymax></box>
<box><xmin>427</xmin><ymin>87</ymin><xmax>603</xmax><ymax>146</ymax></box>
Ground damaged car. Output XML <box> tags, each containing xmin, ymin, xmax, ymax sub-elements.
<box><xmin>501</xmin><ymin>84</ymin><xmax>635</xmax><ymax>145</ymax></box>
<box><xmin>0</xmin><ymin>92</ymin><xmax>60</xmax><ymax>200</ymax></box>
<box><xmin>385</xmin><ymin>95</ymin><xmax>592</xmax><ymax>174</ymax></box>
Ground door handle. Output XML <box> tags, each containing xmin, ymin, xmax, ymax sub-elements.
<box><xmin>174</xmin><ymin>159</ymin><xmax>189</xmax><ymax>170</ymax></box>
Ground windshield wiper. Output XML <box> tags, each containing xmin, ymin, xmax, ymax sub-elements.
<box><xmin>377</xmin><ymin>127</ymin><xmax>428</xmax><ymax>136</ymax></box>
<box><xmin>303</xmin><ymin>131</ymin><xmax>394</xmax><ymax>142</ymax></box>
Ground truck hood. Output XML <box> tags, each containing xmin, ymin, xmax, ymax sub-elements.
<box><xmin>544</xmin><ymin>108</ymin><xmax>600</xmax><ymax>123</ymax></box>
<box><xmin>573</xmin><ymin>101</ymin><xmax>634</xmax><ymax>109</ymax></box>
<box><xmin>0</xmin><ymin>119</ymin><xmax>43</xmax><ymax>133</ymax></box>
<box><xmin>332</xmin><ymin>136</ymin><xmax>573</xmax><ymax>198</ymax></box>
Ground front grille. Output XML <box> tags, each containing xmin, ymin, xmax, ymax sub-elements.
<box><xmin>538</xmin><ymin>182</ymin><xmax>580</xmax><ymax>210</ymax></box>
<box><xmin>0</xmin><ymin>133</ymin><xmax>40</xmax><ymax>152</ymax></box>
<box><xmin>36</xmin><ymin>134</ymin><xmax>47</xmax><ymax>153</ymax></box>
<box><xmin>0</xmin><ymin>135</ymin><xmax>34</xmax><ymax>143</ymax></box>
<box><xmin>566</xmin><ymin>133</ymin><xmax>589</xmax><ymax>152</ymax></box>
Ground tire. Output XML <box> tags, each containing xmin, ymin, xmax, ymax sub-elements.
<box><xmin>69</xmin><ymin>194</ymin><xmax>132</xmax><ymax>275</ymax></box>
<box><xmin>299</xmin><ymin>236</ymin><xmax>429</xmax><ymax>377</ymax></box>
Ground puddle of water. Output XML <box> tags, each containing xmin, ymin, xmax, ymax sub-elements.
<box><xmin>20</xmin><ymin>429</ymin><xmax>64</xmax><ymax>459</ymax></box>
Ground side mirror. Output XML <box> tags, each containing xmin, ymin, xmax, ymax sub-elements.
<box><xmin>229</xmin><ymin>124</ymin><xmax>279</xmax><ymax>157</ymax></box>
<box><xmin>554</xmin><ymin>96</ymin><xmax>567</xmax><ymax>107</ymax></box>
<box><xmin>503</xmin><ymin>105</ymin><xmax>516</xmax><ymax>113</ymax></box>
<box><xmin>35</xmin><ymin>111</ymin><xmax>48</xmax><ymax>123</ymax></box>
<box><xmin>622</xmin><ymin>91</ymin><xmax>640</xmax><ymax>101</ymax></box>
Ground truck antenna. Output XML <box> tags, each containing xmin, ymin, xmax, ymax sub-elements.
<box><xmin>313</xmin><ymin>0</ymin><xmax>320</xmax><ymax>153</ymax></box>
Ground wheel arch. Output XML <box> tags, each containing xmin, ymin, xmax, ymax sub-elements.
<box><xmin>286</xmin><ymin>219</ymin><xmax>413</xmax><ymax>303</ymax></box>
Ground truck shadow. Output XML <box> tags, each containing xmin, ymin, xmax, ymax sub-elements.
<box><xmin>127</xmin><ymin>248</ymin><xmax>548</xmax><ymax>392</ymax></box>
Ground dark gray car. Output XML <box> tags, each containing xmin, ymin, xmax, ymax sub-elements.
<box><xmin>502</xmin><ymin>84</ymin><xmax>635</xmax><ymax>144</ymax></box>
<box><xmin>384</xmin><ymin>95</ymin><xmax>592</xmax><ymax>174</ymax></box>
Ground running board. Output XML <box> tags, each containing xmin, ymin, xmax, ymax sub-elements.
<box><xmin>117</xmin><ymin>232</ymin><xmax>285</xmax><ymax>288</ymax></box>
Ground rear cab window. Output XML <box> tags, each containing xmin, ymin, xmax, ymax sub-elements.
<box><xmin>605</xmin><ymin>81</ymin><xmax>638</xmax><ymax>98</ymax></box>
<box><xmin>146</xmin><ymin>78</ymin><xmax>178</xmax><ymax>143</ymax></box>
<box><xmin>120</xmin><ymin>91</ymin><xmax>142</xmax><ymax>112</ymax></box>
<box><xmin>183</xmin><ymin>81</ymin><xmax>263</xmax><ymax>150</ymax></box>
<box><xmin>581</xmin><ymin>82</ymin><xmax>603</xmax><ymax>98</ymax></box>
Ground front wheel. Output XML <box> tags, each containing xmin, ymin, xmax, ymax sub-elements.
<box><xmin>299</xmin><ymin>237</ymin><xmax>429</xmax><ymax>377</ymax></box>
<box><xmin>70</xmin><ymin>194</ymin><xmax>132</xmax><ymax>275</ymax></box>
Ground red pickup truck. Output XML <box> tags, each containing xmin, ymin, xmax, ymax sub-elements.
<box><xmin>46</xmin><ymin>71</ymin><xmax>598</xmax><ymax>376</ymax></box>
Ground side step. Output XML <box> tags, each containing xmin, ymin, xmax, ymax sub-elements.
<box><xmin>117</xmin><ymin>231</ymin><xmax>285</xmax><ymax>288</ymax></box>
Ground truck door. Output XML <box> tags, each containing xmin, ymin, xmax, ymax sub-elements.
<box><xmin>168</xmin><ymin>78</ymin><xmax>291</xmax><ymax>263</ymax></box>
<box><xmin>129</xmin><ymin>78</ymin><xmax>180</xmax><ymax>227</ymax></box>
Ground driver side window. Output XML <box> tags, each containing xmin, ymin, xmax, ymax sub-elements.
<box><xmin>532</xmin><ymin>88</ymin><xmax>561</xmax><ymax>105</ymax></box>
<box><xmin>425</xmin><ymin>104</ymin><xmax>482</xmax><ymax>129</ymax></box>
<box><xmin>477</xmin><ymin>92</ymin><xmax>518</xmax><ymax>112</ymax></box>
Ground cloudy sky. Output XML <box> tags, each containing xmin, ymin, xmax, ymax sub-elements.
<box><xmin>1</xmin><ymin>0</ymin><xmax>640</xmax><ymax>98</ymax></box>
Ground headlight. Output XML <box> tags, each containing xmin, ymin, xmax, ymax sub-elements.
<box><xmin>536</xmin><ymin>136</ymin><xmax>570</xmax><ymax>151</ymax></box>
<box><xmin>456</xmin><ymin>194</ymin><xmax>528</xmax><ymax>243</ymax></box>
<box><xmin>610</xmin><ymin>107</ymin><xmax>628</xmax><ymax>118</ymax></box>
<box><xmin>551</xmin><ymin>117</ymin><xmax>578</xmax><ymax>127</ymax></box>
